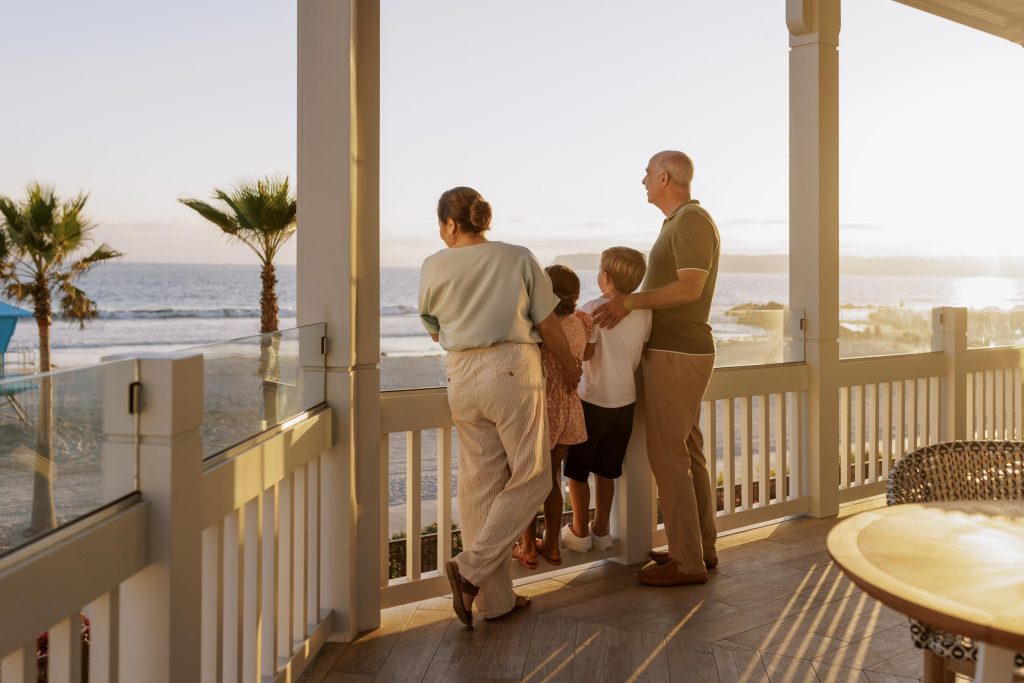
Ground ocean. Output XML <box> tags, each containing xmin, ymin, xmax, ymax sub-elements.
<box><xmin>9</xmin><ymin>263</ymin><xmax>299</xmax><ymax>368</ymax></box>
<box><xmin>9</xmin><ymin>262</ymin><xmax>1023</xmax><ymax>369</ymax></box>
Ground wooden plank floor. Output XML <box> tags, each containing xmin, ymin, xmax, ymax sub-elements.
<box><xmin>298</xmin><ymin>497</ymin><xmax>963</xmax><ymax>682</ymax></box>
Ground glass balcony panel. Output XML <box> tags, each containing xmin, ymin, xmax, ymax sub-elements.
<box><xmin>188</xmin><ymin>323</ymin><xmax>326</xmax><ymax>458</ymax></box>
<box><xmin>0</xmin><ymin>362</ymin><xmax>134</xmax><ymax>557</ymax></box>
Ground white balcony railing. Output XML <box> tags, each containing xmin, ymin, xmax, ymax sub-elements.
<box><xmin>0</xmin><ymin>325</ymin><xmax>332</xmax><ymax>682</ymax></box>
<box><xmin>377</xmin><ymin>307</ymin><xmax>1024</xmax><ymax>607</ymax></box>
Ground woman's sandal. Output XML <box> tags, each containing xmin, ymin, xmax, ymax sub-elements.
<box><xmin>445</xmin><ymin>560</ymin><xmax>479</xmax><ymax>628</ymax></box>
<box><xmin>484</xmin><ymin>594</ymin><xmax>532</xmax><ymax>621</ymax></box>
<box><xmin>536</xmin><ymin>538</ymin><xmax>563</xmax><ymax>566</ymax></box>
<box><xmin>512</xmin><ymin>540</ymin><xmax>539</xmax><ymax>569</ymax></box>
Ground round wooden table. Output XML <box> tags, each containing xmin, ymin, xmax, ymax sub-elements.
<box><xmin>826</xmin><ymin>500</ymin><xmax>1024</xmax><ymax>682</ymax></box>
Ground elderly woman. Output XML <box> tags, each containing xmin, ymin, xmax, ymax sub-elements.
<box><xmin>419</xmin><ymin>186</ymin><xmax>581</xmax><ymax>627</ymax></box>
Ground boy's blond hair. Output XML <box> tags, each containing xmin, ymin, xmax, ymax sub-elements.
<box><xmin>601</xmin><ymin>247</ymin><xmax>646</xmax><ymax>294</ymax></box>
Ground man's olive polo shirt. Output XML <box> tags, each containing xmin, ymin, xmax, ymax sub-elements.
<box><xmin>642</xmin><ymin>199</ymin><xmax>720</xmax><ymax>355</ymax></box>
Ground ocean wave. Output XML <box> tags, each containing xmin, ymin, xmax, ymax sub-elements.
<box><xmin>97</xmin><ymin>307</ymin><xmax>298</xmax><ymax>320</ymax></box>
<box><xmin>381</xmin><ymin>330</ymin><xmax>432</xmax><ymax>338</ymax></box>
<box><xmin>94</xmin><ymin>305</ymin><xmax>420</xmax><ymax>319</ymax></box>
<box><xmin>50</xmin><ymin>338</ymin><xmax>228</xmax><ymax>350</ymax></box>
<box><xmin>381</xmin><ymin>304</ymin><xmax>419</xmax><ymax>316</ymax></box>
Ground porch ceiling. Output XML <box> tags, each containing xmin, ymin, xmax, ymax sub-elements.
<box><xmin>894</xmin><ymin>0</ymin><xmax>1024</xmax><ymax>44</ymax></box>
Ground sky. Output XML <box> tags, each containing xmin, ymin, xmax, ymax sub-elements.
<box><xmin>1</xmin><ymin>0</ymin><xmax>1021</xmax><ymax>267</ymax></box>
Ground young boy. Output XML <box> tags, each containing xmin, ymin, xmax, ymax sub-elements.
<box><xmin>560</xmin><ymin>247</ymin><xmax>652</xmax><ymax>552</ymax></box>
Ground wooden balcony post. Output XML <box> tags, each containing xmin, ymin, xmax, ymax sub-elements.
<box><xmin>111</xmin><ymin>353</ymin><xmax>204</xmax><ymax>683</ymax></box>
<box><xmin>788</xmin><ymin>0</ymin><xmax>841</xmax><ymax>517</ymax></box>
<box><xmin>933</xmin><ymin>307</ymin><xmax>968</xmax><ymax>441</ymax></box>
<box><xmin>297</xmin><ymin>0</ymin><xmax>381</xmax><ymax>637</ymax></box>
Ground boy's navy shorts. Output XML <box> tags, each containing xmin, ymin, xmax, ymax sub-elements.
<box><xmin>563</xmin><ymin>401</ymin><xmax>635</xmax><ymax>482</ymax></box>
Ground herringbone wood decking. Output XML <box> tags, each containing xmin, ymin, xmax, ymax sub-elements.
<box><xmin>299</xmin><ymin>497</ymin><xmax>963</xmax><ymax>682</ymax></box>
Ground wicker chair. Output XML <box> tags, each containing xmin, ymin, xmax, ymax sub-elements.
<box><xmin>886</xmin><ymin>440</ymin><xmax>1024</xmax><ymax>682</ymax></box>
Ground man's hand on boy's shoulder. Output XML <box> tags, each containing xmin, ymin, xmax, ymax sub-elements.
<box><xmin>593</xmin><ymin>294</ymin><xmax>631</xmax><ymax>329</ymax></box>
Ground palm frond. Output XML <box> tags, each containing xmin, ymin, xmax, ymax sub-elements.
<box><xmin>57</xmin><ymin>280</ymin><xmax>97</xmax><ymax>328</ymax></box>
<box><xmin>0</xmin><ymin>218</ymin><xmax>10</xmax><ymax>264</ymax></box>
<box><xmin>5</xmin><ymin>279</ymin><xmax>35</xmax><ymax>303</ymax></box>
<box><xmin>0</xmin><ymin>196</ymin><xmax>21</xmax><ymax>231</ymax></box>
<box><xmin>182</xmin><ymin>175</ymin><xmax>296</xmax><ymax>264</ymax></box>
<box><xmin>178</xmin><ymin>197</ymin><xmax>240</xmax><ymax>234</ymax></box>
<box><xmin>65</xmin><ymin>243</ymin><xmax>124</xmax><ymax>280</ymax></box>
<box><xmin>52</xmin><ymin>192</ymin><xmax>95</xmax><ymax>255</ymax></box>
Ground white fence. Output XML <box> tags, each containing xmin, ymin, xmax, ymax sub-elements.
<box><xmin>0</xmin><ymin>353</ymin><xmax>333</xmax><ymax>683</ymax></box>
<box><xmin>835</xmin><ymin>352</ymin><xmax>945</xmax><ymax>501</ymax></box>
<box><xmin>377</xmin><ymin>307</ymin><xmax>1024</xmax><ymax>607</ymax></box>
<box><xmin>966</xmin><ymin>347</ymin><xmax>1024</xmax><ymax>441</ymax></box>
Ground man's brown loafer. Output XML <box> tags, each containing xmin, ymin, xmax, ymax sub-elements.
<box><xmin>636</xmin><ymin>560</ymin><xmax>709</xmax><ymax>586</ymax></box>
<box><xmin>648</xmin><ymin>549</ymin><xmax>718</xmax><ymax>569</ymax></box>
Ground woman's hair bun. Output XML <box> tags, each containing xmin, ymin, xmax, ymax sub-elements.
<box><xmin>468</xmin><ymin>197</ymin><xmax>492</xmax><ymax>231</ymax></box>
<box><xmin>437</xmin><ymin>186</ymin><xmax>491</xmax><ymax>234</ymax></box>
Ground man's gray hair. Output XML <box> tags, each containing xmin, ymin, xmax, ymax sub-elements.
<box><xmin>657</xmin><ymin>151</ymin><xmax>694</xmax><ymax>189</ymax></box>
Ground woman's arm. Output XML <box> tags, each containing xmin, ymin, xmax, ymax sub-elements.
<box><xmin>536</xmin><ymin>313</ymin><xmax>582</xmax><ymax>389</ymax></box>
<box><xmin>583</xmin><ymin>342</ymin><xmax>596</xmax><ymax>362</ymax></box>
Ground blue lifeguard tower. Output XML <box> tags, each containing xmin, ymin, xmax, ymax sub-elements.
<box><xmin>0</xmin><ymin>301</ymin><xmax>34</xmax><ymax>422</ymax></box>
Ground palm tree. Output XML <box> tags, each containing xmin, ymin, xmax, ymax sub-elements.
<box><xmin>0</xmin><ymin>182</ymin><xmax>122</xmax><ymax>534</ymax></box>
<box><xmin>178</xmin><ymin>176</ymin><xmax>297</xmax><ymax>334</ymax></box>
<box><xmin>179</xmin><ymin>176</ymin><xmax>297</xmax><ymax>427</ymax></box>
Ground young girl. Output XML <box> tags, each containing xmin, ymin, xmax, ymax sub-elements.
<box><xmin>512</xmin><ymin>264</ymin><xmax>592</xmax><ymax>569</ymax></box>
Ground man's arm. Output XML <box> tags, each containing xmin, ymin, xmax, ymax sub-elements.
<box><xmin>592</xmin><ymin>269</ymin><xmax>707</xmax><ymax>329</ymax></box>
<box><xmin>536</xmin><ymin>313</ymin><xmax>583</xmax><ymax>389</ymax></box>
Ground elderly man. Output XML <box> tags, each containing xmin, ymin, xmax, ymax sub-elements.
<box><xmin>593</xmin><ymin>150</ymin><xmax>720</xmax><ymax>586</ymax></box>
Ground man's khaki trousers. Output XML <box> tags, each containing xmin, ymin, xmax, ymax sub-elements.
<box><xmin>642</xmin><ymin>349</ymin><xmax>717</xmax><ymax>575</ymax></box>
<box><xmin>446</xmin><ymin>342</ymin><xmax>551</xmax><ymax>617</ymax></box>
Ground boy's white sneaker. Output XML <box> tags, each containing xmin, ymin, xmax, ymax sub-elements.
<box><xmin>590</xmin><ymin>523</ymin><xmax>613</xmax><ymax>551</ymax></box>
<box><xmin>560</xmin><ymin>524</ymin><xmax>592</xmax><ymax>553</ymax></box>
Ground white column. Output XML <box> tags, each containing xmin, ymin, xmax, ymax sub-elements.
<box><xmin>613</xmin><ymin>380</ymin><xmax>654</xmax><ymax>564</ymax></box>
<box><xmin>933</xmin><ymin>307</ymin><xmax>968</xmax><ymax>441</ymax></box>
<box><xmin>101</xmin><ymin>359</ymin><xmax>139</xmax><ymax>499</ymax></box>
<box><xmin>297</xmin><ymin>0</ymin><xmax>381</xmax><ymax>638</ymax></box>
<box><xmin>113</xmin><ymin>353</ymin><xmax>204</xmax><ymax>682</ymax></box>
<box><xmin>788</xmin><ymin>0</ymin><xmax>841</xmax><ymax>517</ymax></box>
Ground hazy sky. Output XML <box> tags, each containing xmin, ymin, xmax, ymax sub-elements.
<box><xmin>1</xmin><ymin>1</ymin><xmax>1021</xmax><ymax>267</ymax></box>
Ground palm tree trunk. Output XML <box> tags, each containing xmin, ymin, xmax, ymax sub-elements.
<box><xmin>259</xmin><ymin>262</ymin><xmax>280</xmax><ymax>428</ymax></box>
<box><xmin>260</xmin><ymin>262</ymin><xmax>279</xmax><ymax>334</ymax></box>
<box><xmin>260</xmin><ymin>334</ymin><xmax>281</xmax><ymax>428</ymax></box>
<box><xmin>29</xmin><ymin>285</ymin><xmax>56</xmax><ymax>534</ymax></box>
<box><xmin>36</xmin><ymin>290</ymin><xmax>52</xmax><ymax>374</ymax></box>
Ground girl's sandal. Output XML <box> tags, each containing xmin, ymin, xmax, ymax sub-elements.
<box><xmin>445</xmin><ymin>560</ymin><xmax>479</xmax><ymax>628</ymax></box>
<box><xmin>536</xmin><ymin>538</ymin><xmax>563</xmax><ymax>566</ymax></box>
<box><xmin>512</xmin><ymin>540</ymin><xmax>539</xmax><ymax>570</ymax></box>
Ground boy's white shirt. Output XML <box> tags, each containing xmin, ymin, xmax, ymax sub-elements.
<box><xmin>577</xmin><ymin>295</ymin><xmax>652</xmax><ymax>408</ymax></box>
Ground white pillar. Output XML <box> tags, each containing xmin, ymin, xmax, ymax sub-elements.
<box><xmin>112</xmin><ymin>353</ymin><xmax>204</xmax><ymax>682</ymax></box>
<box><xmin>613</xmin><ymin>380</ymin><xmax>654</xmax><ymax>565</ymax></box>
<box><xmin>933</xmin><ymin>307</ymin><xmax>968</xmax><ymax>441</ymax></box>
<box><xmin>788</xmin><ymin>0</ymin><xmax>841</xmax><ymax>517</ymax></box>
<box><xmin>101</xmin><ymin>358</ymin><xmax>138</xmax><ymax>500</ymax></box>
<box><xmin>297</xmin><ymin>0</ymin><xmax>381</xmax><ymax>637</ymax></box>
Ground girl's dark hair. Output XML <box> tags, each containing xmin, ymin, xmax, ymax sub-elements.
<box><xmin>437</xmin><ymin>186</ymin><xmax>492</xmax><ymax>234</ymax></box>
<box><xmin>546</xmin><ymin>264</ymin><xmax>580</xmax><ymax>316</ymax></box>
